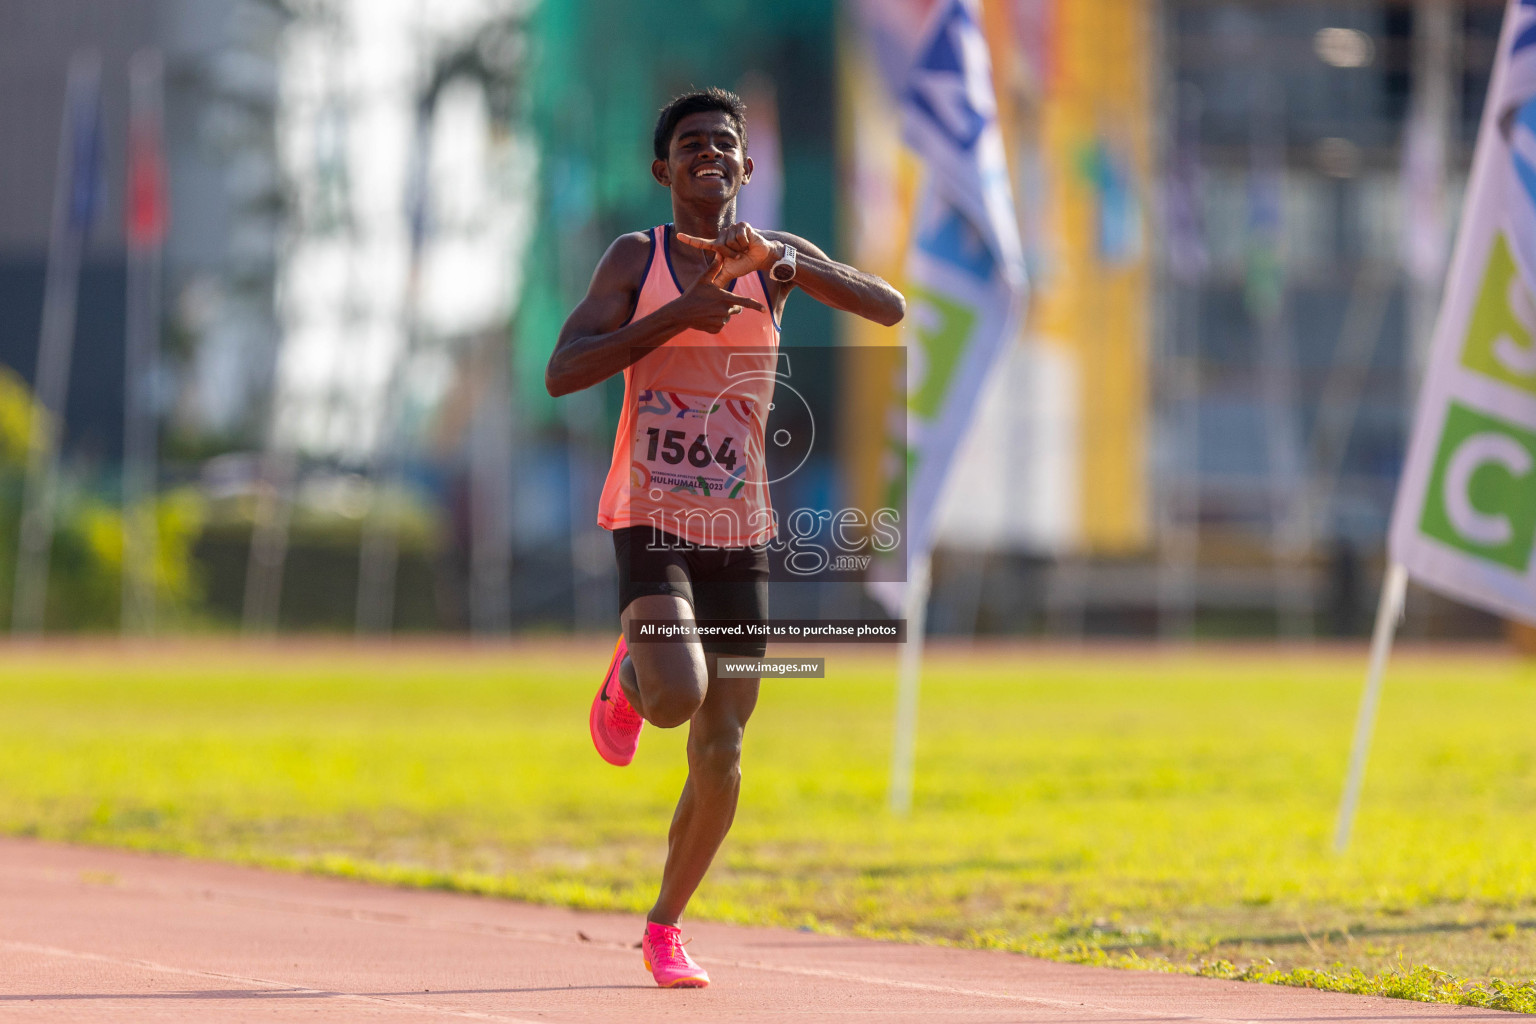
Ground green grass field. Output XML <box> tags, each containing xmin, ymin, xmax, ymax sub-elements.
<box><xmin>2</xmin><ymin>641</ymin><xmax>1536</xmax><ymax>1010</ymax></box>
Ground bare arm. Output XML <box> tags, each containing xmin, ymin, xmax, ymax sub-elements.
<box><xmin>676</xmin><ymin>223</ymin><xmax>906</xmax><ymax>327</ymax></box>
<box><xmin>766</xmin><ymin>231</ymin><xmax>906</xmax><ymax>327</ymax></box>
<box><xmin>546</xmin><ymin>232</ymin><xmax>766</xmax><ymax>397</ymax></box>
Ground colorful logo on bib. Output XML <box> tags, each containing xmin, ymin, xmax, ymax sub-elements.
<box><xmin>1421</xmin><ymin>402</ymin><xmax>1536</xmax><ymax>571</ymax></box>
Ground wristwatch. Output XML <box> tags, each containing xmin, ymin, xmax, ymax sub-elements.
<box><xmin>769</xmin><ymin>243</ymin><xmax>797</xmax><ymax>282</ymax></box>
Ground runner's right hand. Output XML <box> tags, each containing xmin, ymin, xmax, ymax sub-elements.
<box><xmin>668</xmin><ymin>257</ymin><xmax>767</xmax><ymax>335</ymax></box>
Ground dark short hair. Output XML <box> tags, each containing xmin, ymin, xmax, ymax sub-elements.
<box><xmin>653</xmin><ymin>88</ymin><xmax>748</xmax><ymax>162</ymax></box>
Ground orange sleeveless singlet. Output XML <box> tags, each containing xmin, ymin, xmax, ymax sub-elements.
<box><xmin>596</xmin><ymin>225</ymin><xmax>781</xmax><ymax>548</ymax></box>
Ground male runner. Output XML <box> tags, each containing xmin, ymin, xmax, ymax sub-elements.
<box><xmin>546</xmin><ymin>87</ymin><xmax>904</xmax><ymax>989</ymax></box>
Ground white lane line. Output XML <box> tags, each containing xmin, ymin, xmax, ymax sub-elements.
<box><xmin>700</xmin><ymin>955</ymin><xmax>1261</xmax><ymax>1024</ymax></box>
<box><xmin>46</xmin><ymin>881</ymin><xmax>1259</xmax><ymax>1022</ymax></box>
<box><xmin>167</xmin><ymin>892</ymin><xmax>1288</xmax><ymax>1022</ymax></box>
<box><xmin>0</xmin><ymin>940</ymin><xmax>545</xmax><ymax>1024</ymax></box>
<box><xmin>181</xmin><ymin>890</ymin><xmax>1494</xmax><ymax>1021</ymax></box>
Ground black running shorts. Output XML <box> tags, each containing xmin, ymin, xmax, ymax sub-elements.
<box><xmin>612</xmin><ymin>525</ymin><xmax>769</xmax><ymax>658</ymax></box>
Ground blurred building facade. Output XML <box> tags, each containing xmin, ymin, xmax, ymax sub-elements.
<box><xmin>1141</xmin><ymin>0</ymin><xmax>1507</xmax><ymax>638</ymax></box>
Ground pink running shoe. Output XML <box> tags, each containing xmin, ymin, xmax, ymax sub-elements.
<box><xmin>589</xmin><ymin>635</ymin><xmax>642</xmax><ymax>766</ymax></box>
<box><xmin>642</xmin><ymin>920</ymin><xmax>709</xmax><ymax>988</ymax></box>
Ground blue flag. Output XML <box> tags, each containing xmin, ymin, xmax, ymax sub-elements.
<box><xmin>65</xmin><ymin>59</ymin><xmax>104</xmax><ymax>235</ymax></box>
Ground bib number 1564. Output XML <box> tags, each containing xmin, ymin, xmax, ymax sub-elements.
<box><xmin>644</xmin><ymin>428</ymin><xmax>738</xmax><ymax>471</ymax></box>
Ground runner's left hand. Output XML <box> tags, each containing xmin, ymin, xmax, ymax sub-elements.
<box><xmin>676</xmin><ymin>223</ymin><xmax>779</xmax><ymax>283</ymax></box>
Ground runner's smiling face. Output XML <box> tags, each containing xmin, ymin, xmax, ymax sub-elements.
<box><xmin>652</xmin><ymin>111</ymin><xmax>753</xmax><ymax>203</ymax></box>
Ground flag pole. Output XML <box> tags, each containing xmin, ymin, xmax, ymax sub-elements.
<box><xmin>467</xmin><ymin>333</ymin><xmax>514</xmax><ymax>636</ymax></box>
<box><xmin>13</xmin><ymin>51</ymin><xmax>102</xmax><ymax>635</ymax></box>
<box><xmin>1333</xmin><ymin>561</ymin><xmax>1408</xmax><ymax>853</ymax></box>
<box><xmin>867</xmin><ymin>0</ymin><xmax>1026</xmax><ymax>814</ymax></box>
<box><xmin>123</xmin><ymin>49</ymin><xmax>166</xmax><ymax>635</ymax></box>
<box><xmin>241</xmin><ymin>448</ymin><xmax>295</xmax><ymax>634</ymax></box>
<box><xmin>888</xmin><ymin>554</ymin><xmax>931</xmax><ymax>815</ymax></box>
<box><xmin>355</xmin><ymin>101</ymin><xmax>431</xmax><ymax>636</ymax></box>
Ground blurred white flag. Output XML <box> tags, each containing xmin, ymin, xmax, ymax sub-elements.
<box><xmin>863</xmin><ymin>0</ymin><xmax>1028</xmax><ymax>614</ymax></box>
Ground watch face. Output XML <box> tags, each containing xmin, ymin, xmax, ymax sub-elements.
<box><xmin>772</xmin><ymin>264</ymin><xmax>793</xmax><ymax>282</ymax></box>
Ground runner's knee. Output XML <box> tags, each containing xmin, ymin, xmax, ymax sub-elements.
<box><xmin>628</xmin><ymin>642</ymin><xmax>707</xmax><ymax>727</ymax></box>
<box><xmin>645</xmin><ymin>679</ymin><xmax>706</xmax><ymax>728</ymax></box>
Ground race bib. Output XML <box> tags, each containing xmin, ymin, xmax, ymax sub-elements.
<box><xmin>631</xmin><ymin>389</ymin><xmax>759</xmax><ymax>500</ymax></box>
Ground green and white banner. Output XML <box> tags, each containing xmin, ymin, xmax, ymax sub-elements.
<box><xmin>1390</xmin><ymin>0</ymin><xmax>1536</xmax><ymax>623</ymax></box>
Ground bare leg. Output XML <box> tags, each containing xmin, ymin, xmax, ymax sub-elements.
<box><xmin>648</xmin><ymin>660</ymin><xmax>759</xmax><ymax>926</ymax></box>
<box><xmin>619</xmin><ymin>595</ymin><xmax>708</xmax><ymax>728</ymax></box>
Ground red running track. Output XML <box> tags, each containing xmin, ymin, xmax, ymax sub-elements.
<box><xmin>0</xmin><ymin>838</ymin><xmax>1516</xmax><ymax>1023</ymax></box>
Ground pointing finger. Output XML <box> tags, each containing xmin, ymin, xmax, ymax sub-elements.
<box><xmin>676</xmin><ymin>233</ymin><xmax>725</xmax><ymax>252</ymax></box>
<box><xmin>728</xmin><ymin>294</ymin><xmax>767</xmax><ymax>314</ymax></box>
